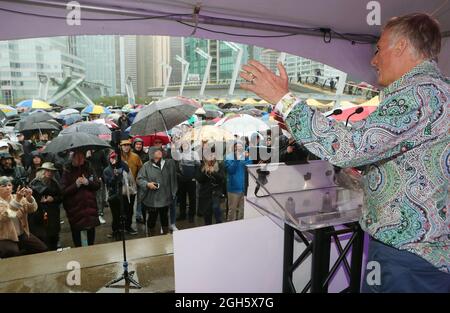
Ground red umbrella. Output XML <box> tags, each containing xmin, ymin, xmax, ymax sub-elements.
<box><xmin>132</xmin><ymin>132</ymin><xmax>170</xmax><ymax>147</ymax></box>
<box><xmin>329</xmin><ymin>105</ymin><xmax>377</xmax><ymax>123</ymax></box>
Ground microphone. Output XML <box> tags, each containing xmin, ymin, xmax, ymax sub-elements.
<box><xmin>326</xmin><ymin>108</ymin><xmax>343</xmax><ymax>117</ymax></box>
<box><xmin>345</xmin><ymin>107</ymin><xmax>364</xmax><ymax>127</ymax></box>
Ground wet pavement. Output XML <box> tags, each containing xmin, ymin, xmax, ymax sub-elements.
<box><xmin>0</xmin><ymin>199</ymin><xmax>228</xmax><ymax>292</ymax></box>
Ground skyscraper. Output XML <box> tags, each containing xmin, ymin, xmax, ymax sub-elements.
<box><xmin>0</xmin><ymin>37</ymin><xmax>85</xmax><ymax>105</ymax></box>
<box><xmin>75</xmin><ymin>35</ymin><xmax>117</xmax><ymax>96</ymax></box>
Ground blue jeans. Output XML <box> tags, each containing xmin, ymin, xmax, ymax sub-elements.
<box><xmin>361</xmin><ymin>238</ymin><xmax>450</xmax><ymax>293</ymax></box>
<box><xmin>135</xmin><ymin>198</ymin><xmax>143</xmax><ymax>219</ymax></box>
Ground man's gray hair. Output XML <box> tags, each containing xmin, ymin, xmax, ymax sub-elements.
<box><xmin>384</xmin><ymin>13</ymin><xmax>441</xmax><ymax>61</ymax></box>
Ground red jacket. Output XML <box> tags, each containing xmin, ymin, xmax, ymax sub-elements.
<box><xmin>61</xmin><ymin>163</ymin><xmax>100</xmax><ymax>231</ymax></box>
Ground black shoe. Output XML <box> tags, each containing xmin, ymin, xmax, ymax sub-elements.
<box><xmin>136</xmin><ymin>217</ymin><xmax>145</xmax><ymax>224</ymax></box>
<box><xmin>126</xmin><ymin>227</ymin><xmax>138</xmax><ymax>235</ymax></box>
<box><xmin>177</xmin><ymin>214</ymin><xmax>187</xmax><ymax>221</ymax></box>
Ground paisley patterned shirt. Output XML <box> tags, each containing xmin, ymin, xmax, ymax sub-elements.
<box><xmin>275</xmin><ymin>61</ymin><xmax>450</xmax><ymax>273</ymax></box>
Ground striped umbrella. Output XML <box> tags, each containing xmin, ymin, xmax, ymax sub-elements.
<box><xmin>16</xmin><ymin>99</ymin><xmax>52</xmax><ymax>110</ymax></box>
<box><xmin>0</xmin><ymin>104</ymin><xmax>18</xmax><ymax>117</ymax></box>
<box><xmin>82</xmin><ymin>104</ymin><xmax>111</xmax><ymax>115</ymax></box>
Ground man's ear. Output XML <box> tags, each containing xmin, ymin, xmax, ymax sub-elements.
<box><xmin>394</xmin><ymin>37</ymin><xmax>408</xmax><ymax>57</ymax></box>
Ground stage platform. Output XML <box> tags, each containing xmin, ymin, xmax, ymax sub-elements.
<box><xmin>0</xmin><ymin>235</ymin><xmax>174</xmax><ymax>293</ymax></box>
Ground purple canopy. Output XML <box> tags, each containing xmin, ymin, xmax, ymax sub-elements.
<box><xmin>0</xmin><ymin>0</ymin><xmax>449</xmax><ymax>82</ymax></box>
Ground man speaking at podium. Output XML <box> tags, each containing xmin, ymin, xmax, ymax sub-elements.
<box><xmin>241</xmin><ymin>13</ymin><xmax>449</xmax><ymax>292</ymax></box>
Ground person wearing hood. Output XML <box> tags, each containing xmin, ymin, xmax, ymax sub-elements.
<box><xmin>137</xmin><ymin>146</ymin><xmax>177</xmax><ymax>236</ymax></box>
<box><xmin>103</xmin><ymin>151</ymin><xmax>137</xmax><ymax>239</ymax></box>
<box><xmin>61</xmin><ymin>150</ymin><xmax>100</xmax><ymax>247</ymax></box>
<box><xmin>29</xmin><ymin>162</ymin><xmax>63</xmax><ymax>250</ymax></box>
<box><xmin>0</xmin><ymin>152</ymin><xmax>28</xmax><ymax>193</ymax></box>
<box><xmin>132</xmin><ymin>138</ymin><xmax>149</xmax><ymax>164</ymax></box>
<box><xmin>27</xmin><ymin>151</ymin><xmax>44</xmax><ymax>181</ymax></box>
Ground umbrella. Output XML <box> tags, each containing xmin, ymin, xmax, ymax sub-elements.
<box><xmin>204</xmin><ymin>110</ymin><xmax>222</xmax><ymax>119</ymax></box>
<box><xmin>57</xmin><ymin>108</ymin><xmax>80</xmax><ymax>118</ymax></box>
<box><xmin>15</xmin><ymin>112</ymin><xmax>58</xmax><ymax>132</ymax></box>
<box><xmin>61</xmin><ymin>121</ymin><xmax>112</xmax><ymax>141</ymax></box>
<box><xmin>327</xmin><ymin>105</ymin><xmax>378</xmax><ymax>123</ymax></box>
<box><xmin>82</xmin><ymin>104</ymin><xmax>111</xmax><ymax>115</ymax></box>
<box><xmin>130</xmin><ymin>97</ymin><xmax>200</xmax><ymax>136</ymax></box>
<box><xmin>63</xmin><ymin>113</ymin><xmax>83</xmax><ymax>126</ymax></box>
<box><xmin>20</xmin><ymin>121</ymin><xmax>60</xmax><ymax>132</ymax></box>
<box><xmin>217</xmin><ymin>114</ymin><xmax>269</xmax><ymax>137</ymax></box>
<box><xmin>133</xmin><ymin>132</ymin><xmax>170</xmax><ymax>147</ymax></box>
<box><xmin>181</xmin><ymin>125</ymin><xmax>234</xmax><ymax>144</ymax></box>
<box><xmin>122</xmin><ymin>104</ymin><xmax>134</xmax><ymax>113</ymax></box>
<box><xmin>0</xmin><ymin>104</ymin><xmax>18</xmax><ymax>117</ymax></box>
<box><xmin>107</xmin><ymin>113</ymin><xmax>121</xmax><ymax>123</ymax></box>
<box><xmin>44</xmin><ymin>132</ymin><xmax>111</xmax><ymax>154</ymax></box>
<box><xmin>92</xmin><ymin>118</ymin><xmax>118</xmax><ymax>129</ymax></box>
<box><xmin>24</xmin><ymin>111</ymin><xmax>54</xmax><ymax>123</ymax></box>
<box><xmin>16</xmin><ymin>99</ymin><xmax>52</xmax><ymax>110</ymax></box>
<box><xmin>239</xmin><ymin>108</ymin><xmax>264</xmax><ymax>117</ymax></box>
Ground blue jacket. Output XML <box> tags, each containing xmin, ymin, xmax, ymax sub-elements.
<box><xmin>224</xmin><ymin>153</ymin><xmax>252</xmax><ymax>193</ymax></box>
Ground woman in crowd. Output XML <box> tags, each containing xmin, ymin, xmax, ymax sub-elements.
<box><xmin>137</xmin><ymin>146</ymin><xmax>177</xmax><ymax>236</ymax></box>
<box><xmin>29</xmin><ymin>162</ymin><xmax>63</xmax><ymax>251</ymax></box>
<box><xmin>0</xmin><ymin>176</ymin><xmax>47</xmax><ymax>258</ymax></box>
<box><xmin>196</xmin><ymin>147</ymin><xmax>225</xmax><ymax>225</ymax></box>
<box><xmin>27</xmin><ymin>151</ymin><xmax>43</xmax><ymax>181</ymax></box>
<box><xmin>61</xmin><ymin>149</ymin><xmax>100</xmax><ymax>247</ymax></box>
<box><xmin>103</xmin><ymin>150</ymin><xmax>136</xmax><ymax>240</ymax></box>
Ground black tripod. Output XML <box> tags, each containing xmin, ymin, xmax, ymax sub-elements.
<box><xmin>105</xmin><ymin>131</ymin><xmax>142</xmax><ymax>290</ymax></box>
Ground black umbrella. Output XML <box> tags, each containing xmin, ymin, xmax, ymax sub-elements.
<box><xmin>44</xmin><ymin>132</ymin><xmax>111</xmax><ymax>154</ymax></box>
<box><xmin>130</xmin><ymin>97</ymin><xmax>200</xmax><ymax>136</ymax></box>
<box><xmin>20</xmin><ymin>121</ymin><xmax>60</xmax><ymax>132</ymax></box>
<box><xmin>61</xmin><ymin>121</ymin><xmax>111</xmax><ymax>136</ymax></box>
<box><xmin>25</xmin><ymin>111</ymin><xmax>54</xmax><ymax>123</ymax></box>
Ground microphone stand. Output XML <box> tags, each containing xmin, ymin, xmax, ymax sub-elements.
<box><xmin>105</xmin><ymin>130</ymin><xmax>142</xmax><ymax>290</ymax></box>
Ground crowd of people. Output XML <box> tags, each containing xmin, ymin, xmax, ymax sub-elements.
<box><xmin>0</xmin><ymin>109</ymin><xmax>315</xmax><ymax>259</ymax></box>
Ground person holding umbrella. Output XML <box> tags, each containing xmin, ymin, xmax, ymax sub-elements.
<box><xmin>60</xmin><ymin>150</ymin><xmax>100</xmax><ymax>247</ymax></box>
